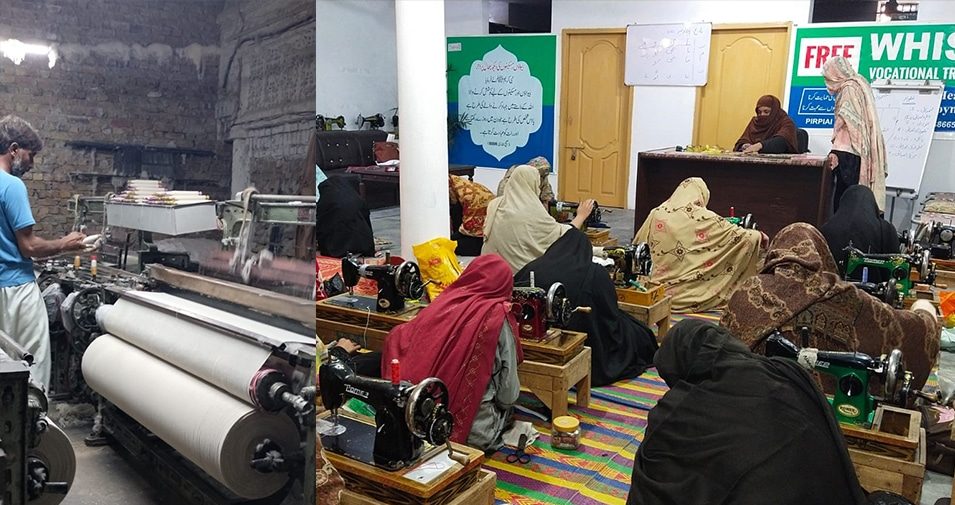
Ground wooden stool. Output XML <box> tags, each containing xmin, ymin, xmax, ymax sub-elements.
<box><xmin>518</xmin><ymin>346</ymin><xmax>592</xmax><ymax>419</ymax></box>
<box><xmin>843</xmin><ymin>405</ymin><xmax>926</xmax><ymax>504</ymax></box>
<box><xmin>618</xmin><ymin>296</ymin><xmax>672</xmax><ymax>342</ymax></box>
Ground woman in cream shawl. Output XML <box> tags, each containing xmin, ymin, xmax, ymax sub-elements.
<box><xmin>633</xmin><ymin>178</ymin><xmax>764</xmax><ymax>313</ymax></box>
<box><xmin>483</xmin><ymin>164</ymin><xmax>594</xmax><ymax>273</ymax></box>
<box><xmin>823</xmin><ymin>56</ymin><xmax>888</xmax><ymax>212</ymax></box>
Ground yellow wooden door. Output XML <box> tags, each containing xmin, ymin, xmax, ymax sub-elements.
<box><xmin>694</xmin><ymin>24</ymin><xmax>792</xmax><ymax>150</ymax></box>
<box><xmin>559</xmin><ymin>30</ymin><xmax>632</xmax><ymax>208</ymax></box>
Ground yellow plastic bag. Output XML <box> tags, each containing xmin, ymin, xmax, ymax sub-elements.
<box><xmin>413</xmin><ymin>237</ymin><xmax>463</xmax><ymax>302</ymax></box>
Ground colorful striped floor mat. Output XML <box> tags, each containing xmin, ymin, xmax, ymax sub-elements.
<box><xmin>487</xmin><ymin>312</ymin><xmax>718</xmax><ymax>504</ymax></box>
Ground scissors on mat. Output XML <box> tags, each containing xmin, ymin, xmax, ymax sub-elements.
<box><xmin>506</xmin><ymin>434</ymin><xmax>532</xmax><ymax>464</ymax></box>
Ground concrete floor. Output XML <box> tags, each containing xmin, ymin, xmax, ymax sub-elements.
<box><xmin>371</xmin><ymin>205</ymin><xmax>955</xmax><ymax>505</ymax></box>
<box><xmin>60</xmin><ymin>423</ymin><xmax>162</xmax><ymax>505</ymax></box>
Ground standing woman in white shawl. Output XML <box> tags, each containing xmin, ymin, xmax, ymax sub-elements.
<box><xmin>823</xmin><ymin>56</ymin><xmax>888</xmax><ymax>212</ymax></box>
<box><xmin>483</xmin><ymin>164</ymin><xmax>595</xmax><ymax>273</ymax></box>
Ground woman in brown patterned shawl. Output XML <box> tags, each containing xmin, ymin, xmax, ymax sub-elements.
<box><xmin>721</xmin><ymin>223</ymin><xmax>940</xmax><ymax>389</ymax></box>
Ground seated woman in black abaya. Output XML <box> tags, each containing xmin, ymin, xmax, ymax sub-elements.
<box><xmin>514</xmin><ymin>227</ymin><xmax>658</xmax><ymax>387</ymax></box>
<box><xmin>627</xmin><ymin>319</ymin><xmax>867</xmax><ymax>505</ymax></box>
<box><xmin>316</xmin><ymin>174</ymin><xmax>375</xmax><ymax>258</ymax></box>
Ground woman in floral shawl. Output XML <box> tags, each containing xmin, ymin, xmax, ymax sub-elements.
<box><xmin>823</xmin><ymin>56</ymin><xmax>888</xmax><ymax>212</ymax></box>
<box><xmin>633</xmin><ymin>178</ymin><xmax>765</xmax><ymax>313</ymax></box>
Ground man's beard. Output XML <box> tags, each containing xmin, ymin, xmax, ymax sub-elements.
<box><xmin>10</xmin><ymin>157</ymin><xmax>28</xmax><ymax>177</ymax></box>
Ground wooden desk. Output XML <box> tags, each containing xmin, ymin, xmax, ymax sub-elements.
<box><xmin>346</xmin><ymin>163</ymin><xmax>477</xmax><ymax>201</ymax></box>
<box><xmin>634</xmin><ymin>149</ymin><xmax>832</xmax><ymax>239</ymax></box>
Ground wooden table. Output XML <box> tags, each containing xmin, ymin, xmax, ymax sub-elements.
<box><xmin>346</xmin><ymin>163</ymin><xmax>477</xmax><ymax>201</ymax></box>
<box><xmin>634</xmin><ymin>149</ymin><xmax>832</xmax><ymax>239</ymax></box>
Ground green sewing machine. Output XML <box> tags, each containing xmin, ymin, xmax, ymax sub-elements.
<box><xmin>723</xmin><ymin>207</ymin><xmax>757</xmax><ymax>229</ymax></box>
<box><xmin>842</xmin><ymin>246</ymin><xmax>936</xmax><ymax>304</ymax></box>
<box><xmin>765</xmin><ymin>331</ymin><xmax>913</xmax><ymax>427</ymax></box>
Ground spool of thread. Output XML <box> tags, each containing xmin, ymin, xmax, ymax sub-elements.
<box><xmin>90</xmin><ymin>255</ymin><xmax>97</xmax><ymax>278</ymax></box>
<box><xmin>862</xmin><ymin>266</ymin><xmax>869</xmax><ymax>284</ymax></box>
<box><xmin>391</xmin><ymin>359</ymin><xmax>400</xmax><ymax>386</ymax></box>
<box><xmin>73</xmin><ymin>255</ymin><xmax>81</xmax><ymax>269</ymax></box>
<box><xmin>729</xmin><ymin>206</ymin><xmax>735</xmax><ymax>218</ymax></box>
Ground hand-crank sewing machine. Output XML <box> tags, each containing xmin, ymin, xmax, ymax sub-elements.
<box><xmin>318</xmin><ymin>358</ymin><xmax>463</xmax><ymax>471</ymax></box>
<box><xmin>765</xmin><ymin>331</ymin><xmax>947</xmax><ymax>427</ymax></box>
<box><xmin>511</xmin><ymin>274</ymin><xmax>590</xmax><ymax>342</ymax></box>
<box><xmin>842</xmin><ymin>245</ymin><xmax>936</xmax><ymax>306</ymax></box>
<box><xmin>596</xmin><ymin>243</ymin><xmax>652</xmax><ymax>288</ymax></box>
<box><xmin>316</xmin><ymin>114</ymin><xmax>346</xmax><ymax>131</ymax></box>
<box><xmin>338</xmin><ymin>254</ymin><xmax>426</xmax><ymax>313</ymax></box>
<box><xmin>0</xmin><ymin>330</ymin><xmax>75</xmax><ymax>505</ymax></box>
<box><xmin>36</xmin><ymin>260</ymin><xmax>316</xmax><ymax>505</ymax></box>
<box><xmin>356</xmin><ymin>113</ymin><xmax>385</xmax><ymax>130</ymax></box>
<box><xmin>548</xmin><ymin>200</ymin><xmax>605</xmax><ymax>228</ymax></box>
<box><xmin>723</xmin><ymin>207</ymin><xmax>757</xmax><ymax>229</ymax></box>
<box><xmin>904</xmin><ymin>221</ymin><xmax>955</xmax><ymax>260</ymax></box>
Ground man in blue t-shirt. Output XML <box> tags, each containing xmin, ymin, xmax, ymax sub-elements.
<box><xmin>0</xmin><ymin>115</ymin><xmax>86</xmax><ymax>389</ymax></box>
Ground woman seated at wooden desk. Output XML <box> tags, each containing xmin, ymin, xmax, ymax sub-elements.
<box><xmin>516</xmin><ymin>227</ymin><xmax>658</xmax><ymax>387</ymax></box>
<box><xmin>483</xmin><ymin>164</ymin><xmax>595</xmax><ymax>273</ymax></box>
<box><xmin>821</xmin><ymin>185</ymin><xmax>900</xmax><ymax>282</ymax></box>
<box><xmin>382</xmin><ymin>254</ymin><xmax>522</xmax><ymax>451</ymax></box>
<box><xmin>721</xmin><ymin>223</ymin><xmax>940</xmax><ymax>391</ymax></box>
<box><xmin>626</xmin><ymin>319</ymin><xmax>867</xmax><ymax>505</ymax></box>
<box><xmin>733</xmin><ymin>95</ymin><xmax>799</xmax><ymax>154</ymax></box>
<box><xmin>633</xmin><ymin>177</ymin><xmax>766</xmax><ymax>313</ymax></box>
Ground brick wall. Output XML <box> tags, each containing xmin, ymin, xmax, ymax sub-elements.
<box><xmin>0</xmin><ymin>0</ymin><xmax>232</xmax><ymax>238</ymax></box>
<box><xmin>217</xmin><ymin>0</ymin><xmax>316</xmax><ymax>257</ymax></box>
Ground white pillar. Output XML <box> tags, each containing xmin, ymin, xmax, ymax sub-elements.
<box><xmin>396</xmin><ymin>0</ymin><xmax>450</xmax><ymax>260</ymax></box>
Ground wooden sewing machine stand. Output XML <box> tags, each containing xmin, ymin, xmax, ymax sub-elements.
<box><xmin>319</xmin><ymin>412</ymin><xmax>495</xmax><ymax>505</ymax></box>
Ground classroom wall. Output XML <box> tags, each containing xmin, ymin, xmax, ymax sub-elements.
<box><xmin>315</xmin><ymin>0</ymin><xmax>486</xmax><ymax>135</ymax></box>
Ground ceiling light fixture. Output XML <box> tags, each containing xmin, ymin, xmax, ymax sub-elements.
<box><xmin>0</xmin><ymin>39</ymin><xmax>58</xmax><ymax>68</ymax></box>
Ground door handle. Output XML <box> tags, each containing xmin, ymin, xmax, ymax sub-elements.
<box><xmin>567</xmin><ymin>145</ymin><xmax>584</xmax><ymax>161</ymax></box>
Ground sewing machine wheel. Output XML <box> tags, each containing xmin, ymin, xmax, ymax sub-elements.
<box><xmin>70</xmin><ymin>287</ymin><xmax>105</xmax><ymax>334</ymax></box>
<box><xmin>883</xmin><ymin>280</ymin><xmax>898</xmax><ymax>306</ymax></box>
<box><xmin>883</xmin><ymin>349</ymin><xmax>906</xmax><ymax>404</ymax></box>
<box><xmin>941</xmin><ymin>227</ymin><xmax>954</xmax><ymax>244</ymax></box>
<box><xmin>395</xmin><ymin>261</ymin><xmax>425</xmax><ymax>300</ymax></box>
<box><xmin>405</xmin><ymin>378</ymin><xmax>453</xmax><ymax>446</ymax></box>
<box><xmin>37</xmin><ymin>273</ymin><xmax>58</xmax><ymax>292</ymax></box>
<box><xmin>546</xmin><ymin>282</ymin><xmax>573</xmax><ymax>328</ymax></box>
<box><xmin>742</xmin><ymin>214</ymin><xmax>755</xmax><ymax>230</ymax></box>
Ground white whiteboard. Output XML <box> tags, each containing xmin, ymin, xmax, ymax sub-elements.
<box><xmin>872</xmin><ymin>80</ymin><xmax>943</xmax><ymax>193</ymax></box>
<box><xmin>625</xmin><ymin>23</ymin><xmax>711</xmax><ymax>86</ymax></box>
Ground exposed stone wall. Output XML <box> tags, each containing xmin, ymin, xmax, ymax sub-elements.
<box><xmin>0</xmin><ymin>0</ymin><xmax>231</xmax><ymax>237</ymax></box>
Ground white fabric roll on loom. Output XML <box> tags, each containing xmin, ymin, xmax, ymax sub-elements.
<box><xmin>82</xmin><ymin>335</ymin><xmax>298</xmax><ymax>499</ymax></box>
<box><xmin>95</xmin><ymin>291</ymin><xmax>311</xmax><ymax>403</ymax></box>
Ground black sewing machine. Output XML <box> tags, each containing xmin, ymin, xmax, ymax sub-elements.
<box><xmin>510</xmin><ymin>280</ymin><xmax>589</xmax><ymax>341</ymax></box>
<box><xmin>340</xmin><ymin>255</ymin><xmax>425</xmax><ymax>312</ymax></box>
<box><xmin>913</xmin><ymin>221</ymin><xmax>955</xmax><ymax>260</ymax></box>
<box><xmin>319</xmin><ymin>358</ymin><xmax>458</xmax><ymax>471</ymax></box>
<box><xmin>316</xmin><ymin>114</ymin><xmax>346</xmax><ymax>131</ymax></box>
<box><xmin>357</xmin><ymin>113</ymin><xmax>385</xmax><ymax>130</ymax></box>
<box><xmin>601</xmin><ymin>243</ymin><xmax>652</xmax><ymax>287</ymax></box>
<box><xmin>548</xmin><ymin>200</ymin><xmax>605</xmax><ymax>228</ymax></box>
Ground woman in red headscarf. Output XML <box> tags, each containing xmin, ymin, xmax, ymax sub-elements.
<box><xmin>381</xmin><ymin>254</ymin><xmax>522</xmax><ymax>451</ymax></box>
<box><xmin>734</xmin><ymin>95</ymin><xmax>800</xmax><ymax>154</ymax></box>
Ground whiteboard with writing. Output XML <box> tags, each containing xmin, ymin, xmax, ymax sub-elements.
<box><xmin>872</xmin><ymin>80</ymin><xmax>943</xmax><ymax>193</ymax></box>
<box><xmin>625</xmin><ymin>23</ymin><xmax>711</xmax><ymax>86</ymax></box>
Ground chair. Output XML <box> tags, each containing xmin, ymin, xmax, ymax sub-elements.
<box><xmin>796</xmin><ymin>128</ymin><xmax>810</xmax><ymax>153</ymax></box>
